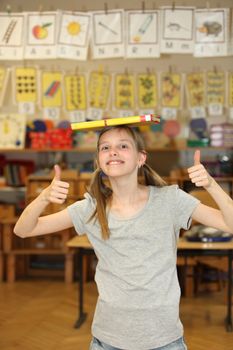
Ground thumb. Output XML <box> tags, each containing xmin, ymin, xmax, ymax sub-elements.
<box><xmin>53</xmin><ymin>164</ymin><xmax>61</xmax><ymax>180</ymax></box>
<box><xmin>194</xmin><ymin>149</ymin><xmax>201</xmax><ymax>166</ymax></box>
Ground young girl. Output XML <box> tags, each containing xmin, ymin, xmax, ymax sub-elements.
<box><xmin>14</xmin><ymin>125</ymin><xmax>233</xmax><ymax>350</ymax></box>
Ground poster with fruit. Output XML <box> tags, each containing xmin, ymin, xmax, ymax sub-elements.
<box><xmin>88</xmin><ymin>71</ymin><xmax>111</xmax><ymax>120</ymax></box>
<box><xmin>137</xmin><ymin>73</ymin><xmax>158</xmax><ymax>114</ymax></box>
<box><xmin>57</xmin><ymin>11</ymin><xmax>91</xmax><ymax>60</ymax></box>
<box><xmin>194</xmin><ymin>8</ymin><xmax>229</xmax><ymax>57</ymax></box>
<box><xmin>24</xmin><ymin>12</ymin><xmax>58</xmax><ymax>59</ymax></box>
<box><xmin>64</xmin><ymin>73</ymin><xmax>87</xmax><ymax>122</ymax></box>
<box><xmin>206</xmin><ymin>70</ymin><xmax>225</xmax><ymax>116</ymax></box>
<box><xmin>160</xmin><ymin>6</ymin><xmax>195</xmax><ymax>54</ymax></box>
<box><xmin>161</xmin><ymin>72</ymin><xmax>183</xmax><ymax>109</ymax></box>
<box><xmin>91</xmin><ymin>9</ymin><xmax>124</xmax><ymax>59</ymax></box>
<box><xmin>125</xmin><ymin>10</ymin><xmax>160</xmax><ymax>58</ymax></box>
<box><xmin>0</xmin><ymin>67</ymin><xmax>10</xmax><ymax>107</ymax></box>
<box><xmin>114</xmin><ymin>73</ymin><xmax>136</xmax><ymax>117</ymax></box>
<box><xmin>0</xmin><ymin>13</ymin><xmax>25</xmax><ymax>60</ymax></box>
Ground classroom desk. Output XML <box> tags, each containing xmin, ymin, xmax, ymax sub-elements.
<box><xmin>67</xmin><ymin>235</ymin><xmax>233</xmax><ymax>331</ymax></box>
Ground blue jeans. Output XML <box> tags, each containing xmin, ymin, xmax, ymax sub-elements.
<box><xmin>89</xmin><ymin>337</ymin><xmax>188</xmax><ymax>350</ymax></box>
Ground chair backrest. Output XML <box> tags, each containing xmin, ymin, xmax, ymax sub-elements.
<box><xmin>189</xmin><ymin>189</ymin><xmax>219</xmax><ymax>209</ymax></box>
<box><xmin>189</xmin><ymin>190</ymin><xmax>219</xmax><ymax>226</ymax></box>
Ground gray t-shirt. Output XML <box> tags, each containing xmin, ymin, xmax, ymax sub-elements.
<box><xmin>67</xmin><ymin>185</ymin><xmax>200</xmax><ymax>350</ymax></box>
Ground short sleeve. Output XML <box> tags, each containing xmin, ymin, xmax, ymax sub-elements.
<box><xmin>171</xmin><ymin>185</ymin><xmax>200</xmax><ymax>230</ymax></box>
<box><xmin>67</xmin><ymin>192</ymin><xmax>96</xmax><ymax>235</ymax></box>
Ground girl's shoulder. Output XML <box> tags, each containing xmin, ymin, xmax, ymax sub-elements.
<box><xmin>150</xmin><ymin>184</ymin><xmax>179</xmax><ymax>195</ymax></box>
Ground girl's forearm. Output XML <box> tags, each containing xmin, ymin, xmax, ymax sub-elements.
<box><xmin>205</xmin><ymin>178</ymin><xmax>233</xmax><ymax>230</ymax></box>
<box><xmin>14</xmin><ymin>191</ymin><xmax>49</xmax><ymax>237</ymax></box>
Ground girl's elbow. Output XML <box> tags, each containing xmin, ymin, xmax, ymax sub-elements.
<box><xmin>13</xmin><ymin>226</ymin><xmax>27</xmax><ymax>238</ymax></box>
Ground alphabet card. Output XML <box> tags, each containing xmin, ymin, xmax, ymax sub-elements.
<box><xmin>126</xmin><ymin>10</ymin><xmax>160</xmax><ymax>58</ymax></box>
<box><xmin>160</xmin><ymin>6</ymin><xmax>195</xmax><ymax>54</ymax></box>
<box><xmin>0</xmin><ymin>67</ymin><xmax>10</xmax><ymax>107</ymax></box>
<box><xmin>64</xmin><ymin>73</ymin><xmax>87</xmax><ymax>122</ymax></box>
<box><xmin>24</xmin><ymin>12</ymin><xmax>58</xmax><ymax>59</ymax></box>
<box><xmin>57</xmin><ymin>11</ymin><xmax>91</xmax><ymax>60</ymax></box>
<box><xmin>41</xmin><ymin>71</ymin><xmax>63</xmax><ymax>120</ymax></box>
<box><xmin>194</xmin><ymin>8</ymin><xmax>229</xmax><ymax>57</ymax></box>
<box><xmin>137</xmin><ymin>73</ymin><xmax>158</xmax><ymax>115</ymax></box>
<box><xmin>228</xmin><ymin>72</ymin><xmax>233</xmax><ymax>119</ymax></box>
<box><xmin>91</xmin><ymin>9</ymin><xmax>124</xmax><ymax>59</ymax></box>
<box><xmin>186</xmin><ymin>72</ymin><xmax>206</xmax><ymax>119</ymax></box>
<box><xmin>114</xmin><ymin>73</ymin><xmax>136</xmax><ymax>117</ymax></box>
<box><xmin>88</xmin><ymin>71</ymin><xmax>111</xmax><ymax>120</ymax></box>
<box><xmin>206</xmin><ymin>70</ymin><xmax>225</xmax><ymax>116</ymax></box>
<box><xmin>0</xmin><ymin>13</ymin><xmax>25</xmax><ymax>60</ymax></box>
<box><xmin>160</xmin><ymin>72</ymin><xmax>183</xmax><ymax>119</ymax></box>
<box><xmin>12</xmin><ymin>66</ymin><xmax>38</xmax><ymax>115</ymax></box>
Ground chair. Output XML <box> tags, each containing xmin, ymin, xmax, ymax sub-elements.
<box><xmin>189</xmin><ymin>189</ymin><xmax>227</xmax><ymax>294</ymax></box>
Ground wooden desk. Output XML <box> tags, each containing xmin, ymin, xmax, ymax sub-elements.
<box><xmin>67</xmin><ymin>235</ymin><xmax>233</xmax><ymax>331</ymax></box>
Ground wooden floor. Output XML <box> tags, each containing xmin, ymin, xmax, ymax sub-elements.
<box><xmin>0</xmin><ymin>279</ymin><xmax>232</xmax><ymax>350</ymax></box>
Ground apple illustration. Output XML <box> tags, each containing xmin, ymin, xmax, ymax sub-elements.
<box><xmin>32</xmin><ymin>23</ymin><xmax>52</xmax><ymax>39</ymax></box>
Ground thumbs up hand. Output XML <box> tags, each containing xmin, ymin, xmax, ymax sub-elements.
<box><xmin>187</xmin><ymin>150</ymin><xmax>213</xmax><ymax>188</ymax></box>
<box><xmin>41</xmin><ymin>165</ymin><xmax>70</xmax><ymax>204</ymax></box>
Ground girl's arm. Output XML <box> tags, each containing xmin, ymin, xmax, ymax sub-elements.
<box><xmin>188</xmin><ymin>150</ymin><xmax>233</xmax><ymax>234</ymax></box>
<box><xmin>14</xmin><ymin>165</ymin><xmax>73</xmax><ymax>238</ymax></box>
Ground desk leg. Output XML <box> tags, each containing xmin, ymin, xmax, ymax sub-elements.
<box><xmin>226</xmin><ymin>250</ymin><xmax>233</xmax><ymax>332</ymax></box>
<box><xmin>74</xmin><ymin>248</ymin><xmax>87</xmax><ymax>328</ymax></box>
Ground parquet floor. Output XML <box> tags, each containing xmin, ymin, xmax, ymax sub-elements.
<box><xmin>0</xmin><ymin>280</ymin><xmax>232</xmax><ymax>350</ymax></box>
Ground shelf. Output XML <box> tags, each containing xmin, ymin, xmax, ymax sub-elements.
<box><xmin>0</xmin><ymin>146</ymin><xmax>232</xmax><ymax>153</ymax></box>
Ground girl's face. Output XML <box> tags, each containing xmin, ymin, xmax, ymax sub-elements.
<box><xmin>97</xmin><ymin>128</ymin><xmax>146</xmax><ymax>178</ymax></box>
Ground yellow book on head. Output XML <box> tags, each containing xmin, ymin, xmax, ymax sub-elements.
<box><xmin>71</xmin><ymin>114</ymin><xmax>160</xmax><ymax>131</ymax></box>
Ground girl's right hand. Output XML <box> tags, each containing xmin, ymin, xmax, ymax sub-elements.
<box><xmin>41</xmin><ymin>164</ymin><xmax>70</xmax><ymax>204</ymax></box>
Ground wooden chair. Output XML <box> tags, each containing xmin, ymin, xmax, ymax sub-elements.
<box><xmin>189</xmin><ymin>189</ymin><xmax>227</xmax><ymax>294</ymax></box>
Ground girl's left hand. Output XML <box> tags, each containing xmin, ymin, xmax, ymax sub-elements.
<box><xmin>187</xmin><ymin>150</ymin><xmax>213</xmax><ymax>188</ymax></box>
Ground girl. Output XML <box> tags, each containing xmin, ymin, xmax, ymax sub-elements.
<box><xmin>14</xmin><ymin>125</ymin><xmax>233</xmax><ymax>350</ymax></box>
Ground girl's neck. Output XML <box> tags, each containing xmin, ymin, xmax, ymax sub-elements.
<box><xmin>109</xmin><ymin>177</ymin><xmax>146</xmax><ymax>207</ymax></box>
<box><xmin>108</xmin><ymin>180</ymin><xmax>149</xmax><ymax>219</ymax></box>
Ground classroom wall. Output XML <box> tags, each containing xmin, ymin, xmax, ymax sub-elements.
<box><xmin>0</xmin><ymin>0</ymin><xmax>232</xmax><ymax>175</ymax></box>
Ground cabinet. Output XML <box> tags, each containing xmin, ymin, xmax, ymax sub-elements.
<box><xmin>0</xmin><ymin>170</ymin><xmax>91</xmax><ymax>283</ymax></box>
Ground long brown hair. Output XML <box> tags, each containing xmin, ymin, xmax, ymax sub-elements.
<box><xmin>88</xmin><ymin>125</ymin><xmax>166</xmax><ymax>239</ymax></box>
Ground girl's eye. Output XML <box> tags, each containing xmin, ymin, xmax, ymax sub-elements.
<box><xmin>100</xmin><ymin>145</ymin><xmax>109</xmax><ymax>151</ymax></box>
<box><xmin>120</xmin><ymin>143</ymin><xmax>129</xmax><ymax>149</ymax></box>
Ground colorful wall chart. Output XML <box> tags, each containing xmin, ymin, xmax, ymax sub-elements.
<box><xmin>194</xmin><ymin>8</ymin><xmax>229</xmax><ymax>57</ymax></box>
<box><xmin>41</xmin><ymin>71</ymin><xmax>62</xmax><ymax>108</ymax></box>
<box><xmin>64</xmin><ymin>74</ymin><xmax>87</xmax><ymax>111</ymax></box>
<box><xmin>91</xmin><ymin>9</ymin><xmax>124</xmax><ymax>59</ymax></box>
<box><xmin>186</xmin><ymin>72</ymin><xmax>205</xmax><ymax>107</ymax></box>
<box><xmin>161</xmin><ymin>6</ymin><xmax>195</xmax><ymax>54</ymax></box>
<box><xmin>88</xmin><ymin>71</ymin><xmax>111</xmax><ymax>109</ymax></box>
<box><xmin>24</xmin><ymin>12</ymin><xmax>57</xmax><ymax>59</ymax></box>
<box><xmin>161</xmin><ymin>72</ymin><xmax>182</xmax><ymax>108</ymax></box>
<box><xmin>228</xmin><ymin>72</ymin><xmax>233</xmax><ymax>107</ymax></box>
<box><xmin>206</xmin><ymin>70</ymin><xmax>225</xmax><ymax>105</ymax></box>
<box><xmin>114</xmin><ymin>73</ymin><xmax>136</xmax><ymax>112</ymax></box>
<box><xmin>57</xmin><ymin>11</ymin><xmax>91</xmax><ymax>60</ymax></box>
<box><xmin>137</xmin><ymin>73</ymin><xmax>158</xmax><ymax>109</ymax></box>
<box><xmin>126</xmin><ymin>10</ymin><xmax>160</xmax><ymax>58</ymax></box>
<box><xmin>0</xmin><ymin>67</ymin><xmax>10</xmax><ymax>106</ymax></box>
<box><xmin>13</xmin><ymin>67</ymin><xmax>38</xmax><ymax>103</ymax></box>
<box><xmin>0</xmin><ymin>13</ymin><xmax>25</xmax><ymax>60</ymax></box>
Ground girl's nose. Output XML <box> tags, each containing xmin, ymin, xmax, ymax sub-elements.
<box><xmin>110</xmin><ymin>148</ymin><xmax>118</xmax><ymax>156</ymax></box>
